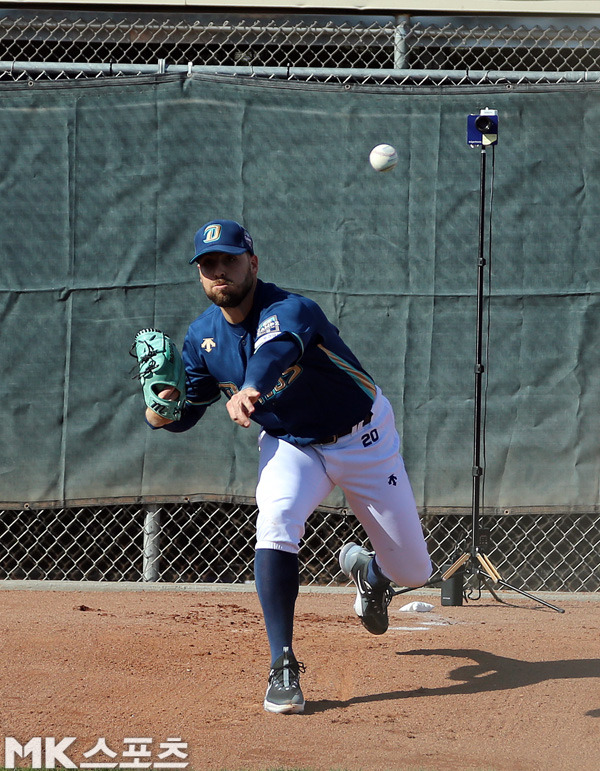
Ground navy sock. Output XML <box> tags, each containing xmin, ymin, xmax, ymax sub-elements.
<box><xmin>367</xmin><ymin>556</ymin><xmax>390</xmax><ymax>588</ymax></box>
<box><xmin>254</xmin><ymin>548</ymin><xmax>299</xmax><ymax>666</ymax></box>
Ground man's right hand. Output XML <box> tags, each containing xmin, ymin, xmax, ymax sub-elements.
<box><xmin>226</xmin><ymin>387</ymin><xmax>261</xmax><ymax>428</ymax></box>
<box><xmin>145</xmin><ymin>387</ymin><xmax>180</xmax><ymax>427</ymax></box>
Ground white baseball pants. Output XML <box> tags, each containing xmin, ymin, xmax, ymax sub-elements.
<box><xmin>255</xmin><ymin>389</ymin><xmax>432</xmax><ymax>587</ymax></box>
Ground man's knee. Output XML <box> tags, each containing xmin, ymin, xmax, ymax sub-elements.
<box><xmin>380</xmin><ymin>552</ymin><xmax>432</xmax><ymax>588</ymax></box>
<box><xmin>255</xmin><ymin>507</ymin><xmax>304</xmax><ymax>554</ymax></box>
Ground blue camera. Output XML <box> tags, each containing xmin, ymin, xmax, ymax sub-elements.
<box><xmin>467</xmin><ymin>109</ymin><xmax>499</xmax><ymax>147</ymax></box>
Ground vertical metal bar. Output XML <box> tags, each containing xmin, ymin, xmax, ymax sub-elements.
<box><xmin>393</xmin><ymin>15</ymin><xmax>411</xmax><ymax>70</ymax></box>
<box><xmin>143</xmin><ymin>504</ymin><xmax>161</xmax><ymax>582</ymax></box>
<box><xmin>471</xmin><ymin>146</ymin><xmax>487</xmax><ymax>557</ymax></box>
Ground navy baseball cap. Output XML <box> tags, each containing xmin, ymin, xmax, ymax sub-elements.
<box><xmin>190</xmin><ymin>219</ymin><xmax>254</xmax><ymax>264</ymax></box>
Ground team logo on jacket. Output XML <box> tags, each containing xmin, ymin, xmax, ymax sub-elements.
<box><xmin>201</xmin><ymin>337</ymin><xmax>216</xmax><ymax>352</ymax></box>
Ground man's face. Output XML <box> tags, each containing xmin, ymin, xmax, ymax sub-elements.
<box><xmin>196</xmin><ymin>251</ymin><xmax>258</xmax><ymax>309</ymax></box>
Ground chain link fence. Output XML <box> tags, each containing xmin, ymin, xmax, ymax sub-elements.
<box><xmin>0</xmin><ymin>9</ymin><xmax>599</xmax><ymax>85</ymax></box>
<box><xmin>0</xmin><ymin>503</ymin><xmax>597</xmax><ymax>592</ymax></box>
<box><xmin>0</xmin><ymin>8</ymin><xmax>598</xmax><ymax>591</ymax></box>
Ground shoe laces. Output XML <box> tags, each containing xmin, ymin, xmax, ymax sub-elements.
<box><xmin>356</xmin><ymin>567</ymin><xmax>393</xmax><ymax>611</ymax></box>
<box><xmin>381</xmin><ymin>584</ymin><xmax>394</xmax><ymax>609</ymax></box>
<box><xmin>269</xmin><ymin>654</ymin><xmax>305</xmax><ymax>690</ymax></box>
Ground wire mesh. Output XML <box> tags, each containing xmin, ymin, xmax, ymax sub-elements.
<box><xmin>0</xmin><ymin>503</ymin><xmax>597</xmax><ymax>591</ymax></box>
<box><xmin>0</xmin><ymin>10</ymin><xmax>599</xmax><ymax>85</ymax></box>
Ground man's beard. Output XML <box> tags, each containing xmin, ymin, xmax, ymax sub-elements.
<box><xmin>204</xmin><ymin>271</ymin><xmax>254</xmax><ymax>309</ymax></box>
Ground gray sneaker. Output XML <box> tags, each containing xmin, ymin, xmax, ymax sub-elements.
<box><xmin>263</xmin><ymin>647</ymin><xmax>305</xmax><ymax>714</ymax></box>
<box><xmin>339</xmin><ymin>542</ymin><xmax>393</xmax><ymax>635</ymax></box>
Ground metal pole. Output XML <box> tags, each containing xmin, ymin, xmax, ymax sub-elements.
<box><xmin>143</xmin><ymin>504</ymin><xmax>161</xmax><ymax>582</ymax></box>
<box><xmin>471</xmin><ymin>145</ymin><xmax>487</xmax><ymax>557</ymax></box>
<box><xmin>1</xmin><ymin>61</ymin><xmax>598</xmax><ymax>83</ymax></box>
<box><xmin>393</xmin><ymin>15</ymin><xmax>411</xmax><ymax>70</ymax></box>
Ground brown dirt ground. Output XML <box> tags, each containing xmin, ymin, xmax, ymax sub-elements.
<box><xmin>1</xmin><ymin>586</ymin><xmax>599</xmax><ymax>771</ymax></box>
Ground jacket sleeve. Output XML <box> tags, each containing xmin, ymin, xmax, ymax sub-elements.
<box><xmin>241</xmin><ymin>334</ymin><xmax>302</xmax><ymax>394</ymax></box>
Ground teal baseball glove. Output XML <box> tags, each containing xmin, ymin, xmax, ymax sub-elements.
<box><xmin>131</xmin><ymin>328</ymin><xmax>186</xmax><ymax>421</ymax></box>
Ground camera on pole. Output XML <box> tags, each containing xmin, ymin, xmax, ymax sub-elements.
<box><xmin>467</xmin><ymin>108</ymin><xmax>499</xmax><ymax>147</ymax></box>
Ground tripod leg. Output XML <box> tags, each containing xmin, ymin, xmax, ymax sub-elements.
<box><xmin>479</xmin><ymin>573</ymin><xmax>517</xmax><ymax>605</ymax></box>
<box><xmin>441</xmin><ymin>552</ymin><xmax>471</xmax><ymax>580</ymax></box>
<box><xmin>476</xmin><ymin>552</ymin><xmax>502</xmax><ymax>583</ymax></box>
<box><xmin>390</xmin><ymin>575</ymin><xmax>443</xmax><ymax>597</ymax></box>
<box><xmin>474</xmin><ymin>554</ymin><xmax>564</xmax><ymax>613</ymax></box>
<box><xmin>494</xmin><ymin>578</ymin><xmax>565</xmax><ymax>614</ymax></box>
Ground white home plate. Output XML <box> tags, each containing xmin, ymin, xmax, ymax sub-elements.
<box><xmin>399</xmin><ymin>601</ymin><xmax>434</xmax><ymax>612</ymax></box>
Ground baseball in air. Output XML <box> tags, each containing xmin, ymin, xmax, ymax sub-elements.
<box><xmin>369</xmin><ymin>143</ymin><xmax>398</xmax><ymax>172</ymax></box>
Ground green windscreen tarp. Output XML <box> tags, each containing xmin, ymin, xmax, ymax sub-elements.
<box><xmin>0</xmin><ymin>74</ymin><xmax>599</xmax><ymax>509</ymax></box>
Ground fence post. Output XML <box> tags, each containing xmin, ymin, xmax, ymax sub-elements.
<box><xmin>143</xmin><ymin>504</ymin><xmax>161</xmax><ymax>582</ymax></box>
<box><xmin>394</xmin><ymin>14</ymin><xmax>411</xmax><ymax>70</ymax></box>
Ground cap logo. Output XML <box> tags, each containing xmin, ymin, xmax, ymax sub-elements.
<box><xmin>203</xmin><ymin>224</ymin><xmax>222</xmax><ymax>243</ymax></box>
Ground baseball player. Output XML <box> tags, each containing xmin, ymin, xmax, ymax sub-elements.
<box><xmin>144</xmin><ymin>219</ymin><xmax>432</xmax><ymax>714</ymax></box>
